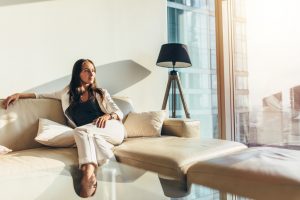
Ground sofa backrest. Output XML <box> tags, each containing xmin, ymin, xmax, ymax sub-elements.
<box><xmin>0</xmin><ymin>99</ymin><xmax>66</xmax><ymax>151</ymax></box>
<box><xmin>0</xmin><ymin>97</ymin><xmax>134</xmax><ymax>151</ymax></box>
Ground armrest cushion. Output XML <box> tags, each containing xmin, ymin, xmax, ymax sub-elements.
<box><xmin>161</xmin><ymin>118</ymin><xmax>200</xmax><ymax>138</ymax></box>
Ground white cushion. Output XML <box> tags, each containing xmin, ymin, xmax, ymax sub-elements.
<box><xmin>35</xmin><ymin>118</ymin><xmax>75</xmax><ymax>147</ymax></box>
<box><xmin>124</xmin><ymin>110</ymin><xmax>166</xmax><ymax>137</ymax></box>
<box><xmin>0</xmin><ymin>145</ymin><xmax>12</xmax><ymax>155</ymax></box>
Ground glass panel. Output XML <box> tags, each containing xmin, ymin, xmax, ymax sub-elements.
<box><xmin>231</xmin><ymin>0</ymin><xmax>300</xmax><ymax>149</ymax></box>
<box><xmin>167</xmin><ymin>0</ymin><xmax>218</xmax><ymax>139</ymax></box>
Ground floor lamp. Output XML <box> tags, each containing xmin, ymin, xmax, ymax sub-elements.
<box><xmin>156</xmin><ymin>43</ymin><xmax>192</xmax><ymax>118</ymax></box>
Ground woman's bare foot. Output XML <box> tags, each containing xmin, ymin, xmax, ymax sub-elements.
<box><xmin>80</xmin><ymin>163</ymin><xmax>98</xmax><ymax>197</ymax></box>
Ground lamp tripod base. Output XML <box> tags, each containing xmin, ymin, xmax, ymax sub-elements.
<box><xmin>162</xmin><ymin>70</ymin><xmax>190</xmax><ymax>118</ymax></box>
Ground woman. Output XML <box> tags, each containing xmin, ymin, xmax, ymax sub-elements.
<box><xmin>2</xmin><ymin>59</ymin><xmax>125</xmax><ymax>197</ymax></box>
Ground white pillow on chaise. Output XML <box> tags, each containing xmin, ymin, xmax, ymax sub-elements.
<box><xmin>124</xmin><ymin>110</ymin><xmax>166</xmax><ymax>137</ymax></box>
<box><xmin>35</xmin><ymin>118</ymin><xmax>75</xmax><ymax>147</ymax></box>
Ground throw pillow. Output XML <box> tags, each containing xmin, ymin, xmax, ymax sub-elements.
<box><xmin>35</xmin><ymin>118</ymin><xmax>75</xmax><ymax>147</ymax></box>
<box><xmin>124</xmin><ymin>110</ymin><xmax>166</xmax><ymax>137</ymax></box>
<box><xmin>0</xmin><ymin>145</ymin><xmax>12</xmax><ymax>155</ymax></box>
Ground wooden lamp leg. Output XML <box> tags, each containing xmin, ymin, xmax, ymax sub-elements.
<box><xmin>162</xmin><ymin>70</ymin><xmax>190</xmax><ymax>118</ymax></box>
<box><xmin>175</xmin><ymin>75</ymin><xmax>190</xmax><ymax>118</ymax></box>
<box><xmin>162</xmin><ymin>74</ymin><xmax>172</xmax><ymax>110</ymax></box>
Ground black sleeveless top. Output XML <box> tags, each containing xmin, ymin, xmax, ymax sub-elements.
<box><xmin>67</xmin><ymin>97</ymin><xmax>105</xmax><ymax>127</ymax></box>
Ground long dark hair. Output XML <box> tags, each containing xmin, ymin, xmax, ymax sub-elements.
<box><xmin>68</xmin><ymin>59</ymin><xmax>104</xmax><ymax>104</ymax></box>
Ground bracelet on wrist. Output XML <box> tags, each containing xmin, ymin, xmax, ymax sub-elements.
<box><xmin>109</xmin><ymin>113</ymin><xmax>113</xmax><ymax>120</ymax></box>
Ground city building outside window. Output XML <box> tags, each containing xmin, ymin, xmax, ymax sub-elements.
<box><xmin>167</xmin><ymin>0</ymin><xmax>218</xmax><ymax>139</ymax></box>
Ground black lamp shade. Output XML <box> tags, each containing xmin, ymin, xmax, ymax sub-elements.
<box><xmin>156</xmin><ymin>43</ymin><xmax>192</xmax><ymax>68</ymax></box>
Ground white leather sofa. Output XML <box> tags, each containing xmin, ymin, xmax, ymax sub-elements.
<box><xmin>0</xmin><ymin>98</ymin><xmax>247</xmax><ymax>196</ymax></box>
<box><xmin>2</xmin><ymin>97</ymin><xmax>299</xmax><ymax>199</ymax></box>
<box><xmin>0</xmin><ymin>98</ymin><xmax>247</xmax><ymax>193</ymax></box>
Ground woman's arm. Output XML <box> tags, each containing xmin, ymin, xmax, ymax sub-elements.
<box><xmin>1</xmin><ymin>93</ymin><xmax>36</xmax><ymax>109</ymax></box>
<box><xmin>2</xmin><ymin>86</ymin><xmax>68</xmax><ymax>110</ymax></box>
<box><xmin>101</xmin><ymin>89</ymin><xmax>123</xmax><ymax>121</ymax></box>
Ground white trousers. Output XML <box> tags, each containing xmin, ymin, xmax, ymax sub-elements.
<box><xmin>74</xmin><ymin>120</ymin><xmax>125</xmax><ymax>168</ymax></box>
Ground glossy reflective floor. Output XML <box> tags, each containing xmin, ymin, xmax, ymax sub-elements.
<box><xmin>0</xmin><ymin>161</ymin><xmax>250</xmax><ymax>200</ymax></box>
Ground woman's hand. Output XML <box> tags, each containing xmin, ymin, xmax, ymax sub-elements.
<box><xmin>1</xmin><ymin>93</ymin><xmax>36</xmax><ymax>109</ymax></box>
<box><xmin>93</xmin><ymin>114</ymin><xmax>111</xmax><ymax>128</ymax></box>
<box><xmin>2</xmin><ymin>93</ymin><xmax>20</xmax><ymax>109</ymax></box>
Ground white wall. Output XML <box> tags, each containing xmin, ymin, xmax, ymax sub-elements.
<box><xmin>0</xmin><ymin>0</ymin><xmax>167</xmax><ymax>111</ymax></box>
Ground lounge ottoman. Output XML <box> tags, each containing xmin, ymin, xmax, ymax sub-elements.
<box><xmin>187</xmin><ymin>147</ymin><xmax>300</xmax><ymax>200</ymax></box>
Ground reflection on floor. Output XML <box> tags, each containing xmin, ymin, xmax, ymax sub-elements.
<box><xmin>171</xmin><ymin>184</ymin><xmax>250</xmax><ymax>200</ymax></box>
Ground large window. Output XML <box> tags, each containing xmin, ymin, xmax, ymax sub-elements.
<box><xmin>223</xmin><ymin>0</ymin><xmax>300</xmax><ymax>149</ymax></box>
<box><xmin>167</xmin><ymin>0</ymin><xmax>218</xmax><ymax>139</ymax></box>
<box><xmin>167</xmin><ymin>0</ymin><xmax>300</xmax><ymax>148</ymax></box>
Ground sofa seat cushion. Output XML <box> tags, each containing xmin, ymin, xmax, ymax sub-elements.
<box><xmin>187</xmin><ymin>147</ymin><xmax>300</xmax><ymax>199</ymax></box>
<box><xmin>113</xmin><ymin>137</ymin><xmax>247</xmax><ymax>180</ymax></box>
<box><xmin>0</xmin><ymin>147</ymin><xmax>78</xmax><ymax>177</ymax></box>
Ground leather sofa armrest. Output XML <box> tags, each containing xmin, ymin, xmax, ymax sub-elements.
<box><xmin>161</xmin><ymin>118</ymin><xmax>200</xmax><ymax>138</ymax></box>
